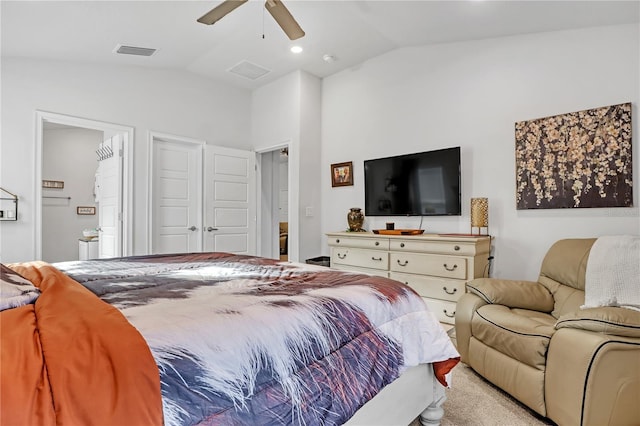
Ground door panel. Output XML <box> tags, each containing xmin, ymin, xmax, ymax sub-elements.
<box><xmin>204</xmin><ymin>146</ymin><xmax>256</xmax><ymax>254</ymax></box>
<box><xmin>215</xmin><ymin>208</ymin><xmax>248</xmax><ymax>227</ymax></box>
<box><xmin>215</xmin><ymin>181</ymin><xmax>247</xmax><ymax>201</ymax></box>
<box><xmin>97</xmin><ymin>134</ymin><xmax>123</xmax><ymax>258</ymax></box>
<box><xmin>212</xmin><ymin>234</ymin><xmax>248</xmax><ymax>253</ymax></box>
<box><xmin>152</xmin><ymin>140</ymin><xmax>202</xmax><ymax>254</ymax></box>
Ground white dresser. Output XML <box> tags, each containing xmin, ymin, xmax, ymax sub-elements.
<box><xmin>327</xmin><ymin>232</ymin><xmax>491</xmax><ymax>324</ymax></box>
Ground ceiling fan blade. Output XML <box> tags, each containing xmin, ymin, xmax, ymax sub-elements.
<box><xmin>264</xmin><ymin>0</ymin><xmax>305</xmax><ymax>40</ymax></box>
<box><xmin>197</xmin><ymin>0</ymin><xmax>248</xmax><ymax>25</ymax></box>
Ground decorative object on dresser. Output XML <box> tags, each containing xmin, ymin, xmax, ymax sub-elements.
<box><xmin>515</xmin><ymin>102</ymin><xmax>632</xmax><ymax>210</ymax></box>
<box><xmin>346</xmin><ymin>207</ymin><xmax>365</xmax><ymax>232</ymax></box>
<box><xmin>331</xmin><ymin>161</ymin><xmax>353</xmax><ymax>187</ymax></box>
<box><xmin>327</xmin><ymin>232</ymin><xmax>491</xmax><ymax>324</ymax></box>
<box><xmin>470</xmin><ymin>197</ymin><xmax>489</xmax><ymax>235</ymax></box>
<box><xmin>372</xmin><ymin>229</ymin><xmax>424</xmax><ymax>235</ymax></box>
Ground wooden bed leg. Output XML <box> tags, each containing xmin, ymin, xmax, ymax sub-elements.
<box><xmin>419</xmin><ymin>382</ymin><xmax>446</xmax><ymax>425</ymax></box>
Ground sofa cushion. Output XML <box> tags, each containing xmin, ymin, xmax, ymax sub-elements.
<box><xmin>538</xmin><ymin>238</ymin><xmax>595</xmax><ymax>292</ymax></box>
<box><xmin>471</xmin><ymin>305</ymin><xmax>556</xmax><ymax>370</ymax></box>
<box><xmin>556</xmin><ymin>307</ymin><xmax>640</xmax><ymax>338</ymax></box>
<box><xmin>466</xmin><ymin>278</ymin><xmax>554</xmax><ymax>312</ymax></box>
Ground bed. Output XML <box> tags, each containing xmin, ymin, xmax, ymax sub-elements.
<box><xmin>1</xmin><ymin>252</ymin><xmax>459</xmax><ymax>425</ymax></box>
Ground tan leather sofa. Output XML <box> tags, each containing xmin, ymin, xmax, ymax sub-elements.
<box><xmin>455</xmin><ymin>238</ymin><xmax>640</xmax><ymax>426</ymax></box>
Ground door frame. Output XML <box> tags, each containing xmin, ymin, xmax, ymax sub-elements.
<box><xmin>147</xmin><ymin>131</ymin><xmax>205</xmax><ymax>254</ymax></box>
<box><xmin>256</xmin><ymin>142</ymin><xmax>294</xmax><ymax>261</ymax></box>
<box><xmin>35</xmin><ymin>110</ymin><xmax>134</xmax><ymax>260</ymax></box>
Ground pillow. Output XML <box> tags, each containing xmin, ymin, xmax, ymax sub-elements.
<box><xmin>583</xmin><ymin>235</ymin><xmax>640</xmax><ymax>311</ymax></box>
<box><xmin>1</xmin><ymin>264</ymin><xmax>41</xmax><ymax>311</ymax></box>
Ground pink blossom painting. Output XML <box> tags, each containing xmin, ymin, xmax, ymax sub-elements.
<box><xmin>515</xmin><ymin>103</ymin><xmax>632</xmax><ymax>210</ymax></box>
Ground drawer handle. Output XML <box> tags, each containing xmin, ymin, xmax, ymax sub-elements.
<box><xmin>443</xmin><ymin>263</ymin><xmax>457</xmax><ymax>271</ymax></box>
<box><xmin>336</xmin><ymin>239</ymin><xmax>340</xmax><ymax>244</ymax></box>
<box><xmin>400</xmin><ymin>243</ymin><xmax>405</xmax><ymax>248</ymax></box>
<box><xmin>397</xmin><ymin>259</ymin><xmax>409</xmax><ymax>267</ymax></box>
<box><xmin>337</xmin><ymin>253</ymin><xmax>347</xmax><ymax>259</ymax></box>
<box><xmin>443</xmin><ymin>287</ymin><xmax>458</xmax><ymax>295</ymax></box>
<box><xmin>371</xmin><ymin>256</ymin><xmax>383</xmax><ymax>261</ymax></box>
<box><xmin>375</xmin><ymin>241</ymin><xmax>380</xmax><ymax>246</ymax></box>
<box><xmin>443</xmin><ymin>309</ymin><xmax>455</xmax><ymax>318</ymax></box>
<box><xmin>454</xmin><ymin>245</ymin><xmax>460</xmax><ymax>251</ymax></box>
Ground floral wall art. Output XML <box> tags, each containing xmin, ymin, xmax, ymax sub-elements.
<box><xmin>515</xmin><ymin>102</ymin><xmax>632</xmax><ymax>210</ymax></box>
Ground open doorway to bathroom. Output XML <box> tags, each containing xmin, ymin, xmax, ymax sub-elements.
<box><xmin>35</xmin><ymin>111</ymin><xmax>133</xmax><ymax>261</ymax></box>
<box><xmin>41</xmin><ymin>123</ymin><xmax>103</xmax><ymax>262</ymax></box>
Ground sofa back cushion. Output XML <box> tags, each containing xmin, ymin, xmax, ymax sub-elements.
<box><xmin>538</xmin><ymin>238</ymin><xmax>596</xmax><ymax>318</ymax></box>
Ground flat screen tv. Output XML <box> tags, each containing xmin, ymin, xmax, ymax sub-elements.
<box><xmin>364</xmin><ymin>147</ymin><xmax>461</xmax><ymax>216</ymax></box>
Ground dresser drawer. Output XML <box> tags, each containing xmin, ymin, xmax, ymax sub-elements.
<box><xmin>390</xmin><ymin>239</ymin><xmax>478</xmax><ymax>256</ymax></box>
<box><xmin>332</xmin><ymin>264</ymin><xmax>389</xmax><ymax>278</ymax></box>
<box><xmin>390</xmin><ymin>272</ymin><xmax>465</xmax><ymax>302</ymax></box>
<box><xmin>328</xmin><ymin>236</ymin><xmax>389</xmax><ymax>250</ymax></box>
<box><xmin>423</xmin><ymin>298</ymin><xmax>457</xmax><ymax>325</ymax></box>
<box><xmin>390</xmin><ymin>252</ymin><xmax>467</xmax><ymax>279</ymax></box>
<box><xmin>331</xmin><ymin>247</ymin><xmax>389</xmax><ymax>270</ymax></box>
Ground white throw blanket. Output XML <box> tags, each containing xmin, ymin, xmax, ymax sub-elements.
<box><xmin>583</xmin><ymin>235</ymin><xmax>640</xmax><ymax>311</ymax></box>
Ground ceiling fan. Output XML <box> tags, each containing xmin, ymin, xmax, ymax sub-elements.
<box><xmin>197</xmin><ymin>0</ymin><xmax>305</xmax><ymax>41</ymax></box>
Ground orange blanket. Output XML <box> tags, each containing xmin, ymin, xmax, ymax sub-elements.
<box><xmin>1</xmin><ymin>262</ymin><xmax>163</xmax><ymax>426</ymax></box>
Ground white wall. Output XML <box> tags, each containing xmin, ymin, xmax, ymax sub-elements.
<box><xmin>320</xmin><ymin>24</ymin><xmax>640</xmax><ymax>280</ymax></box>
<box><xmin>42</xmin><ymin>127</ymin><xmax>102</xmax><ymax>262</ymax></box>
<box><xmin>0</xmin><ymin>57</ymin><xmax>251</xmax><ymax>262</ymax></box>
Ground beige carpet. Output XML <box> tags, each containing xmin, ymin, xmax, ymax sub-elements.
<box><xmin>409</xmin><ymin>326</ymin><xmax>555</xmax><ymax>426</ymax></box>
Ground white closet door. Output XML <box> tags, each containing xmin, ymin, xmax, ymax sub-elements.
<box><xmin>151</xmin><ymin>140</ymin><xmax>202</xmax><ymax>254</ymax></box>
<box><xmin>204</xmin><ymin>145</ymin><xmax>256</xmax><ymax>255</ymax></box>
<box><xmin>97</xmin><ymin>134</ymin><xmax>123</xmax><ymax>258</ymax></box>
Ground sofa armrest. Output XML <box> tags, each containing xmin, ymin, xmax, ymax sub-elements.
<box><xmin>556</xmin><ymin>307</ymin><xmax>640</xmax><ymax>338</ymax></box>
<box><xmin>466</xmin><ymin>278</ymin><xmax>554</xmax><ymax>312</ymax></box>
<box><xmin>454</xmin><ymin>292</ymin><xmax>488</xmax><ymax>364</ymax></box>
<box><xmin>545</xmin><ymin>328</ymin><xmax>640</xmax><ymax>426</ymax></box>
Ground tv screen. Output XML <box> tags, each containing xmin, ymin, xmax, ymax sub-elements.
<box><xmin>364</xmin><ymin>147</ymin><xmax>461</xmax><ymax>216</ymax></box>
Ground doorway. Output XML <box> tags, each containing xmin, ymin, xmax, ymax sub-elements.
<box><xmin>257</xmin><ymin>144</ymin><xmax>290</xmax><ymax>261</ymax></box>
<box><xmin>41</xmin><ymin>123</ymin><xmax>102</xmax><ymax>262</ymax></box>
<box><xmin>35</xmin><ymin>111</ymin><xmax>133</xmax><ymax>260</ymax></box>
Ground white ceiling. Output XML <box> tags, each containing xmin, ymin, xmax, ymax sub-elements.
<box><xmin>2</xmin><ymin>1</ymin><xmax>639</xmax><ymax>91</ymax></box>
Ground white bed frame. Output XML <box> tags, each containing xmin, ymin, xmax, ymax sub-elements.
<box><xmin>344</xmin><ymin>364</ymin><xmax>446</xmax><ymax>425</ymax></box>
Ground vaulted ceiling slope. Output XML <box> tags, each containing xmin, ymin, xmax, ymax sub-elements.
<box><xmin>2</xmin><ymin>1</ymin><xmax>639</xmax><ymax>90</ymax></box>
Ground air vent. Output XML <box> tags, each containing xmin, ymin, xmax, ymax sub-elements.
<box><xmin>228</xmin><ymin>60</ymin><xmax>271</xmax><ymax>80</ymax></box>
<box><xmin>114</xmin><ymin>44</ymin><xmax>157</xmax><ymax>57</ymax></box>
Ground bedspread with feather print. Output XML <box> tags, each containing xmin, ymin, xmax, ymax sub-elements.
<box><xmin>56</xmin><ymin>253</ymin><xmax>459</xmax><ymax>426</ymax></box>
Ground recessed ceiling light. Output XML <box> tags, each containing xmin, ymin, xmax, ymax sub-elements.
<box><xmin>322</xmin><ymin>54</ymin><xmax>336</xmax><ymax>63</ymax></box>
<box><xmin>290</xmin><ymin>46</ymin><xmax>303</xmax><ymax>54</ymax></box>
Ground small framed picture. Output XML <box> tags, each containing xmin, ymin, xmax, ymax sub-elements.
<box><xmin>77</xmin><ymin>206</ymin><xmax>96</xmax><ymax>215</ymax></box>
<box><xmin>331</xmin><ymin>161</ymin><xmax>354</xmax><ymax>187</ymax></box>
<box><xmin>42</xmin><ymin>180</ymin><xmax>64</xmax><ymax>189</ymax></box>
